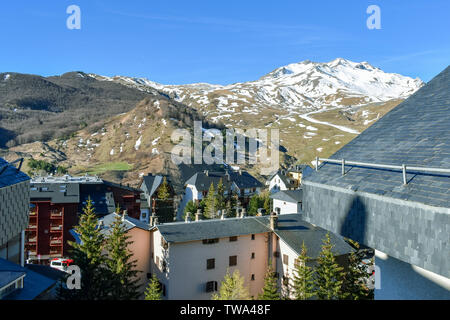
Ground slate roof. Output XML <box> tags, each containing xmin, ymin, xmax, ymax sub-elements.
<box><xmin>29</xmin><ymin>175</ymin><xmax>116</xmax><ymax>215</ymax></box>
<box><xmin>0</xmin><ymin>158</ymin><xmax>30</xmax><ymax>189</ymax></box>
<box><xmin>155</xmin><ymin>216</ymin><xmax>271</xmax><ymax>243</ymax></box>
<box><xmin>273</xmin><ymin>214</ymin><xmax>354</xmax><ymax>258</ymax></box>
<box><xmin>141</xmin><ymin>174</ymin><xmax>164</xmax><ymax>197</ymax></box>
<box><xmin>304</xmin><ymin>66</ymin><xmax>450</xmax><ymax>209</ymax></box>
<box><xmin>154</xmin><ymin>213</ymin><xmax>353</xmax><ymax>259</ymax></box>
<box><xmin>270</xmin><ymin>189</ymin><xmax>303</xmax><ymax>203</ymax></box>
<box><xmin>185</xmin><ymin>170</ymin><xmax>262</xmax><ymax>191</ymax></box>
<box><xmin>0</xmin><ymin>258</ymin><xmax>57</xmax><ymax>300</ymax></box>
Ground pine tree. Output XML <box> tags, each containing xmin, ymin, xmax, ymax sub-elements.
<box><xmin>204</xmin><ymin>182</ymin><xmax>217</xmax><ymax>219</ymax></box>
<box><xmin>157</xmin><ymin>177</ymin><xmax>170</xmax><ymax>200</ymax></box>
<box><xmin>216</xmin><ymin>178</ymin><xmax>226</xmax><ymax>212</ymax></box>
<box><xmin>144</xmin><ymin>274</ymin><xmax>163</xmax><ymax>300</ymax></box>
<box><xmin>292</xmin><ymin>242</ymin><xmax>315</xmax><ymax>300</ymax></box>
<box><xmin>248</xmin><ymin>194</ymin><xmax>261</xmax><ymax>216</ymax></box>
<box><xmin>104</xmin><ymin>209</ymin><xmax>141</xmax><ymax>299</ymax></box>
<box><xmin>315</xmin><ymin>233</ymin><xmax>345</xmax><ymax>300</ymax></box>
<box><xmin>212</xmin><ymin>269</ymin><xmax>251</xmax><ymax>300</ymax></box>
<box><xmin>183</xmin><ymin>200</ymin><xmax>197</xmax><ymax>221</ymax></box>
<box><xmin>263</xmin><ymin>194</ymin><xmax>271</xmax><ymax>214</ymax></box>
<box><xmin>156</xmin><ymin>177</ymin><xmax>173</xmax><ymax>223</ymax></box>
<box><xmin>341</xmin><ymin>240</ymin><xmax>373</xmax><ymax>300</ymax></box>
<box><xmin>58</xmin><ymin>198</ymin><xmax>107</xmax><ymax>300</ymax></box>
<box><xmin>258</xmin><ymin>262</ymin><xmax>280</xmax><ymax>300</ymax></box>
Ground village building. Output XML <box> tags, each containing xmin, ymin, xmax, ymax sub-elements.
<box><xmin>301</xmin><ymin>66</ymin><xmax>450</xmax><ymax>299</ymax></box>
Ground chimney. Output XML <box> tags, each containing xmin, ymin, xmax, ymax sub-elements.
<box><xmin>220</xmin><ymin>210</ymin><xmax>225</xmax><ymax>220</ymax></box>
<box><xmin>122</xmin><ymin>210</ymin><xmax>128</xmax><ymax>221</ymax></box>
<box><xmin>185</xmin><ymin>212</ymin><xmax>191</xmax><ymax>223</ymax></box>
<box><xmin>205</xmin><ymin>170</ymin><xmax>209</xmax><ymax>177</ymax></box>
<box><xmin>239</xmin><ymin>169</ymin><xmax>242</xmax><ymax>176</ymax></box>
<box><xmin>226</xmin><ymin>172</ymin><xmax>230</xmax><ymax>181</ymax></box>
<box><xmin>154</xmin><ymin>217</ymin><xmax>159</xmax><ymax>225</ymax></box>
<box><xmin>149</xmin><ymin>212</ymin><xmax>156</xmax><ymax>226</ymax></box>
<box><xmin>195</xmin><ymin>209</ymin><xmax>202</xmax><ymax>221</ymax></box>
<box><xmin>270</xmin><ymin>212</ymin><xmax>278</xmax><ymax>230</ymax></box>
<box><xmin>241</xmin><ymin>208</ymin><xmax>246</xmax><ymax>218</ymax></box>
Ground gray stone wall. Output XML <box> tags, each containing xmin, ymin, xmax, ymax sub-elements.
<box><xmin>302</xmin><ymin>180</ymin><xmax>450</xmax><ymax>278</ymax></box>
<box><xmin>0</xmin><ymin>180</ymin><xmax>30</xmax><ymax>246</ymax></box>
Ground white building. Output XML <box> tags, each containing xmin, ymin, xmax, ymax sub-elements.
<box><xmin>270</xmin><ymin>189</ymin><xmax>303</xmax><ymax>215</ymax></box>
<box><xmin>149</xmin><ymin>213</ymin><xmax>353</xmax><ymax>300</ymax></box>
<box><xmin>267</xmin><ymin>165</ymin><xmax>313</xmax><ymax>194</ymax></box>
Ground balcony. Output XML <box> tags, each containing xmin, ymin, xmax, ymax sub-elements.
<box><xmin>50</xmin><ymin>224</ymin><xmax>63</xmax><ymax>232</ymax></box>
<box><xmin>50</xmin><ymin>211</ymin><xmax>63</xmax><ymax>218</ymax></box>
<box><xmin>27</xmin><ymin>237</ymin><xmax>37</xmax><ymax>243</ymax></box>
<box><xmin>26</xmin><ymin>224</ymin><xmax>37</xmax><ymax>230</ymax></box>
<box><xmin>50</xmin><ymin>238</ymin><xmax>62</xmax><ymax>245</ymax></box>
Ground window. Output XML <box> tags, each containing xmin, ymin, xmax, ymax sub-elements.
<box><xmin>251</xmin><ymin>274</ymin><xmax>255</xmax><ymax>281</ymax></box>
<box><xmin>251</xmin><ymin>252</ymin><xmax>255</xmax><ymax>259</ymax></box>
<box><xmin>147</xmin><ymin>273</ymin><xmax>152</xmax><ymax>279</ymax></box>
<box><xmin>202</xmin><ymin>238</ymin><xmax>219</xmax><ymax>245</ymax></box>
<box><xmin>251</xmin><ymin>234</ymin><xmax>255</xmax><ymax>240</ymax></box>
<box><xmin>229</xmin><ymin>255</ymin><xmax>237</xmax><ymax>266</ymax></box>
<box><xmin>283</xmin><ymin>254</ymin><xmax>289</xmax><ymax>265</ymax></box>
<box><xmin>155</xmin><ymin>256</ymin><xmax>160</xmax><ymax>267</ymax></box>
<box><xmin>207</xmin><ymin>258</ymin><xmax>215</xmax><ymax>270</ymax></box>
<box><xmin>273</xmin><ymin>251</ymin><xmax>280</xmax><ymax>258</ymax></box>
<box><xmin>229</xmin><ymin>236</ymin><xmax>237</xmax><ymax>242</ymax></box>
<box><xmin>206</xmin><ymin>281</ymin><xmax>218</xmax><ymax>293</ymax></box>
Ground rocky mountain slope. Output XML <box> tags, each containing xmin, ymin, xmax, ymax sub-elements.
<box><xmin>90</xmin><ymin>58</ymin><xmax>424</xmax><ymax>166</ymax></box>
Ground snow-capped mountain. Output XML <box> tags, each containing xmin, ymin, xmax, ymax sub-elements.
<box><xmin>90</xmin><ymin>58</ymin><xmax>423</xmax><ymax>118</ymax></box>
<box><xmin>88</xmin><ymin>59</ymin><xmax>424</xmax><ymax>166</ymax></box>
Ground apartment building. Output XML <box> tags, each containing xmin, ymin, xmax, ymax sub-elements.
<box><xmin>26</xmin><ymin>174</ymin><xmax>141</xmax><ymax>264</ymax></box>
<box><xmin>149</xmin><ymin>213</ymin><xmax>353</xmax><ymax>300</ymax></box>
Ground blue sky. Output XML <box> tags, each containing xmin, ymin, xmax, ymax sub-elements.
<box><xmin>0</xmin><ymin>0</ymin><xmax>448</xmax><ymax>84</ymax></box>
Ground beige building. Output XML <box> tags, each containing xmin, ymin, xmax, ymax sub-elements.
<box><xmin>149</xmin><ymin>213</ymin><xmax>353</xmax><ymax>300</ymax></box>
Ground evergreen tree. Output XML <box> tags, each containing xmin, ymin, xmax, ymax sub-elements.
<box><xmin>144</xmin><ymin>274</ymin><xmax>163</xmax><ymax>300</ymax></box>
<box><xmin>156</xmin><ymin>177</ymin><xmax>173</xmax><ymax>223</ymax></box>
<box><xmin>248</xmin><ymin>194</ymin><xmax>261</xmax><ymax>216</ymax></box>
<box><xmin>58</xmin><ymin>198</ymin><xmax>107</xmax><ymax>300</ymax></box>
<box><xmin>263</xmin><ymin>194</ymin><xmax>271</xmax><ymax>214</ymax></box>
<box><xmin>341</xmin><ymin>240</ymin><xmax>373</xmax><ymax>300</ymax></box>
<box><xmin>104</xmin><ymin>209</ymin><xmax>141</xmax><ymax>299</ymax></box>
<box><xmin>204</xmin><ymin>183</ymin><xmax>217</xmax><ymax>219</ymax></box>
<box><xmin>157</xmin><ymin>177</ymin><xmax>170</xmax><ymax>200</ymax></box>
<box><xmin>216</xmin><ymin>178</ymin><xmax>226</xmax><ymax>212</ymax></box>
<box><xmin>315</xmin><ymin>233</ymin><xmax>345</xmax><ymax>300</ymax></box>
<box><xmin>258</xmin><ymin>262</ymin><xmax>280</xmax><ymax>300</ymax></box>
<box><xmin>292</xmin><ymin>242</ymin><xmax>315</xmax><ymax>300</ymax></box>
<box><xmin>212</xmin><ymin>269</ymin><xmax>251</xmax><ymax>300</ymax></box>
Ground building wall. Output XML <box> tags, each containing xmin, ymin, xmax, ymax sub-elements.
<box><xmin>0</xmin><ymin>180</ymin><xmax>30</xmax><ymax>247</ymax></box>
<box><xmin>127</xmin><ymin>228</ymin><xmax>151</xmax><ymax>292</ymax></box>
<box><xmin>302</xmin><ymin>180</ymin><xmax>450</xmax><ymax>280</ymax></box>
<box><xmin>151</xmin><ymin>230</ymin><xmax>269</xmax><ymax>300</ymax></box>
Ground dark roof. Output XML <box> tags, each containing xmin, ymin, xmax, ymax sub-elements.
<box><xmin>156</xmin><ymin>216</ymin><xmax>271</xmax><ymax>243</ymax></box>
<box><xmin>141</xmin><ymin>174</ymin><xmax>164</xmax><ymax>197</ymax></box>
<box><xmin>185</xmin><ymin>170</ymin><xmax>262</xmax><ymax>191</ymax></box>
<box><xmin>30</xmin><ymin>181</ymin><xmax>80</xmax><ymax>203</ymax></box>
<box><xmin>0</xmin><ymin>258</ymin><xmax>26</xmax><ymax>289</ymax></box>
<box><xmin>154</xmin><ymin>213</ymin><xmax>353</xmax><ymax>258</ymax></box>
<box><xmin>0</xmin><ymin>158</ymin><xmax>30</xmax><ymax>188</ymax></box>
<box><xmin>102</xmin><ymin>180</ymin><xmax>141</xmax><ymax>193</ymax></box>
<box><xmin>79</xmin><ymin>184</ymin><xmax>115</xmax><ymax>215</ymax></box>
<box><xmin>304</xmin><ymin>66</ymin><xmax>450</xmax><ymax>208</ymax></box>
<box><xmin>288</xmin><ymin>164</ymin><xmax>313</xmax><ymax>173</ymax></box>
<box><xmin>270</xmin><ymin>189</ymin><xmax>303</xmax><ymax>202</ymax></box>
<box><xmin>99</xmin><ymin>213</ymin><xmax>151</xmax><ymax>235</ymax></box>
<box><xmin>273</xmin><ymin>214</ymin><xmax>354</xmax><ymax>258</ymax></box>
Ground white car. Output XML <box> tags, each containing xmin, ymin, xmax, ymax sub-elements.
<box><xmin>50</xmin><ymin>258</ymin><xmax>74</xmax><ymax>273</ymax></box>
